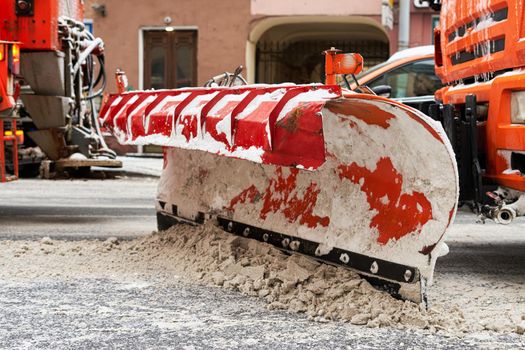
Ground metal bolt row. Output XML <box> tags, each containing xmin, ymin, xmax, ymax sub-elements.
<box><xmin>226</xmin><ymin>220</ymin><xmax>413</xmax><ymax>283</ymax></box>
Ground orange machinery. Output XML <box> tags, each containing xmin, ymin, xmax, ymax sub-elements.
<box><xmin>0</xmin><ymin>40</ymin><xmax>16</xmax><ymax>114</ymax></box>
<box><xmin>0</xmin><ymin>39</ymin><xmax>20</xmax><ymax>182</ymax></box>
<box><xmin>431</xmin><ymin>0</ymin><xmax>525</xmax><ymax>224</ymax></box>
<box><xmin>0</xmin><ymin>0</ymin><xmax>84</xmax><ymax>51</ymax></box>
<box><xmin>0</xmin><ymin>0</ymin><xmax>119</xmax><ymax>176</ymax></box>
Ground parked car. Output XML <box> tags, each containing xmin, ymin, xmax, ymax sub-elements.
<box><xmin>352</xmin><ymin>45</ymin><xmax>442</xmax><ymax>115</ymax></box>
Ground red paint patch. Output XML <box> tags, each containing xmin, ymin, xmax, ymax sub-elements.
<box><xmin>260</xmin><ymin>168</ymin><xmax>329</xmax><ymax>228</ymax></box>
<box><xmin>338</xmin><ymin>158</ymin><xmax>432</xmax><ymax>244</ymax></box>
<box><xmin>227</xmin><ymin>168</ymin><xmax>329</xmax><ymax>228</ymax></box>
<box><xmin>206</xmin><ymin>101</ymin><xmax>239</xmax><ymax>148</ymax></box>
<box><xmin>419</xmin><ymin>243</ymin><xmax>437</xmax><ymax>255</ymax></box>
<box><xmin>326</xmin><ymin>99</ymin><xmax>395</xmax><ymax>128</ymax></box>
<box><xmin>348</xmin><ymin>119</ymin><xmax>358</xmax><ymax>129</ymax></box>
<box><xmin>226</xmin><ymin>185</ymin><xmax>259</xmax><ymax>211</ymax></box>
<box><xmin>233</xmin><ymin>100</ymin><xmax>276</xmax><ymax>150</ymax></box>
<box><xmin>179</xmin><ymin>115</ymin><xmax>198</xmax><ymax>141</ymax></box>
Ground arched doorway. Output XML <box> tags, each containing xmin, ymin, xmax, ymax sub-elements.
<box><xmin>249</xmin><ymin>17</ymin><xmax>390</xmax><ymax>84</ymax></box>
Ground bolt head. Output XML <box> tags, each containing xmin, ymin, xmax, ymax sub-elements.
<box><xmin>370</xmin><ymin>261</ymin><xmax>379</xmax><ymax>274</ymax></box>
<box><xmin>17</xmin><ymin>1</ymin><xmax>29</xmax><ymax>10</ymax></box>
<box><xmin>314</xmin><ymin>247</ymin><xmax>322</xmax><ymax>256</ymax></box>
<box><xmin>404</xmin><ymin>269</ymin><xmax>412</xmax><ymax>282</ymax></box>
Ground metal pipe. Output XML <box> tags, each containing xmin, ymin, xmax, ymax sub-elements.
<box><xmin>398</xmin><ymin>0</ymin><xmax>410</xmax><ymax>50</ymax></box>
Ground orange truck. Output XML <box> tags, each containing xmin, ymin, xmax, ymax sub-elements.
<box><xmin>430</xmin><ymin>0</ymin><xmax>525</xmax><ymax>224</ymax></box>
<box><xmin>0</xmin><ymin>0</ymin><xmax>120</xmax><ymax>179</ymax></box>
<box><xmin>0</xmin><ymin>40</ymin><xmax>17</xmax><ymax>116</ymax></box>
<box><xmin>0</xmin><ymin>39</ymin><xmax>20</xmax><ymax>181</ymax></box>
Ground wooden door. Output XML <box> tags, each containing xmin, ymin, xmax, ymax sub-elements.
<box><xmin>143</xmin><ymin>30</ymin><xmax>197</xmax><ymax>89</ymax></box>
<box><xmin>142</xmin><ymin>30</ymin><xmax>197</xmax><ymax>153</ymax></box>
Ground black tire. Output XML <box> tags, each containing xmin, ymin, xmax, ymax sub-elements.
<box><xmin>69</xmin><ymin>166</ymin><xmax>91</xmax><ymax>178</ymax></box>
<box><xmin>18</xmin><ymin>163</ymin><xmax>41</xmax><ymax>178</ymax></box>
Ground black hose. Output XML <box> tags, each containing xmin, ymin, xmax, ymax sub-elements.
<box><xmin>83</xmin><ymin>55</ymin><xmax>106</xmax><ymax>100</ymax></box>
<box><xmin>92</xmin><ymin>55</ymin><xmax>105</xmax><ymax>87</ymax></box>
<box><xmin>89</xmin><ymin>96</ymin><xmax>116</xmax><ymax>159</ymax></box>
<box><xmin>82</xmin><ymin>54</ymin><xmax>94</xmax><ymax>92</ymax></box>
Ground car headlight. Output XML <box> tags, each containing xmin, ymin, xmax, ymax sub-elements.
<box><xmin>511</xmin><ymin>91</ymin><xmax>525</xmax><ymax>124</ymax></box>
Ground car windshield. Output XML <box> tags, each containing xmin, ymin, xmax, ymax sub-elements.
<box><xmin>355</xmin><ymin>61</ymin><xmax>391</xmax><ymax>80</ymax></box>
<box><xmin>367</xmin><ymin>59</ymin><xmax>441</xmax><ymax>98</ymax></box>
<box><xmin>349</xmin><ymin>57</ymin><xmax>442</xmax><ymax>99</ymax></box>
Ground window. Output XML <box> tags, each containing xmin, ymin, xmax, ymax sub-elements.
<box><xmin>366</xmin><ymin>59</ymin><xmax>442</xmax><ymax>98</ymax></box>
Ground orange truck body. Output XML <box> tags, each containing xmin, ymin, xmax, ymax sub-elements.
<box><xmin>0</xmin><ymin>0</ymin><xmax>84</xmax><ymax>51</ymax></box>
<box><xmin>433</xmin><ymin>0</ymin><xmax>525</xmax><ymax>197</ymax></box>
<box><xmin>0</xmin><ymin>39</ymin><xmax>19</xmax><ymax>182</ymax></box>
<box><xmin>0</xmin><ymin>40</ymin><xmax>16</xmax><ymax>114</ymax></box>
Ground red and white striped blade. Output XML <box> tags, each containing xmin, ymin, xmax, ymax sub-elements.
<box><xmin>100</xmin><ymin>85</ymin><xmax>458</xmax><ymax>302</ymax></box>
<box><xmin>153</xmin><ymin>94</ymin><xmax>458</xmax><ymax>302</ymax></box>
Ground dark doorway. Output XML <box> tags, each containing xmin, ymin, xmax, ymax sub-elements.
<box><xmin>143</xmin><ymin>30</ymin><xmax>197</xmax><ymax>89</ymax></box>
<box><xmin>256</xmin><ymin>39</ymin><xmax>389</xmax><ymax>84</ymax></box>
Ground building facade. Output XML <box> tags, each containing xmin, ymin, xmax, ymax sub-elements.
<box><xmin>85</xmin><ymin>0</ymin><xmax>437</xmax><ymax>92</ymax></box>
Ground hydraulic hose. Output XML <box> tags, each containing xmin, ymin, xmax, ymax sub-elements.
<box><xmin>72</xmin><ymin>37</ymin><xmax>103</xmax><ymax>76</ymax></box>
<box><xmin>90</xmin><ymin>97</ymin><xmax>116</xmax><ymax>159</ymax></box>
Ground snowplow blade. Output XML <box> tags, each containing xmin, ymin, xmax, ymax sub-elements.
<box><xmin>100</xmin><ymin>85</ymin><xmax>458</xmax><ymax>303</ymax></box>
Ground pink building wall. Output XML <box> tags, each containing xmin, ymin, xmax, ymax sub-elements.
<box><xmin>85</xmin><ymin>0</ymin><xmax>437</xmax><ymax>91</ymax></box>
<box><xmin>85</xmin><ymin>0</ymin><xmax>251</xmax><ymax>91</ymax></box>
<box><xmin>250</xmin><ymin>0</ymin><xmax>384</xmax><ymax>15</ymax></box>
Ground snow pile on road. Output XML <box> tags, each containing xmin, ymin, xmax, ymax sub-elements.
<box><xmin>139</xmin><ymin>223</ymin><xmax>466</xmax><ymax>332</ymax></box>
<box><xmin>8</xmin><ymin>222</ymin><xmax>523</xmax><ymax>334</ymax></box>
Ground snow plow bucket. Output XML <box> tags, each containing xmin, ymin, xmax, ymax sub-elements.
<box><xmin>100</xmin><ymin>85</ymin><xmax>458</xmax><ymax>303</ymax></box>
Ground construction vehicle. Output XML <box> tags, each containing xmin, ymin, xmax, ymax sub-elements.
<box><xmin>0</xmin><ymin>39</ymin><xmax>20</xmax><ymax>182</ymax></box>
<box><xmin>430</xmin><ymin>0</ymin><xmax>525</xmax><ymax>224</ymax></box>
<box><xmin>0</xmin><ymin>42</ymin><xmax>41</xmax><ymax>180</ymax></box>
<box><xmin>0</xmin><ymin>0</ymin><xmax>120</xmax><ymax>177</ymax></box>
<box><xmin>99</xmin><ymin>50</ymin><xmax>459</xmax><ymax>304</ymax></box>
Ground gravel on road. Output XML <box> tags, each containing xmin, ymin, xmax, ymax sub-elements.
<box><xmin>0</xmin><ymin>178</ymin><xmax>524</xmax><ymax>349</ymax></box>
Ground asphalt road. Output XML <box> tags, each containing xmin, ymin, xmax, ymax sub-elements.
<box><xmin>0</xmin><ymin>177</ymin><xmax>158</xmax><ymax>239</ymax></box>
<box><xmin>0</xmin><ymin>177</ymin><xmax>524</xmax><ymax>349</ymax></box>
<box><xmin>0</xmin><ymin>279</ymin><xmax>520</xmax><ymax>350</ymax></box>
